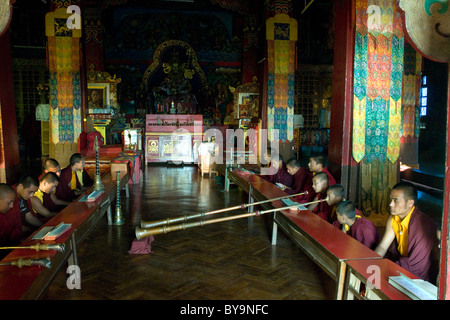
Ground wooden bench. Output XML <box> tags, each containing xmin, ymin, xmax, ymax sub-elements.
<box><xmin>0</xmin><ymin>172</ymin><xmax>129</xmax><ymax>300</ymax></box>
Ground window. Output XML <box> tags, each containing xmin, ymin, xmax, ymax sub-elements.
<box><xmin>420</xmin><ymin>75</ymin><xmax>428</xmax><ymax>117</ymax></box>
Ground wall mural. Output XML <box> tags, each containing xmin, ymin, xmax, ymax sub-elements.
<box><xmin>104</xmin><ymin>7</ymin><xmax>241</xmax><ymax>123</ymax></box>
<box><xmin>104</xmin><ymin>8</ymin><xmax>240</xmax><ymax>62</ymax></box>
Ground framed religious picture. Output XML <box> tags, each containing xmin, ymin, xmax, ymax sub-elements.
<box><xmin>238</xmin><ymin>104</ymin><xmax>249</xmax><ymax>118</ymax></box>
<box><xmin>87</xmin><ymin>83</ymin><xmax>110</xmax><ymax>113</ymax></box>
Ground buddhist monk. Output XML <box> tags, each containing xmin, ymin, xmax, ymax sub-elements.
<box><xmin>283</xmin><ymin>158</ymin><xmax>310</xmax><ymax>196</ymax></box>
<box><xmin>38</xmin><ymin>159</ymin><xmax>70</xmax><ymax>211</ymax></box>
<box><xmin>259</xmin><ymin>153</ymin><xmax>293</xmax><ymax>188</ymax></box>
<box><xmin>261</xmin><ymin>147</ymin><xmax>272</xmax><ymax>167</ymax></box>
<box><xmin>11</xmin><ymin>175</ymin><xmax>40</xmax><ymax>234</ymax></box>
<box><xmin>293</xmin><ymin>154</ymin><xmax>336</xmax><ymax>204</ymax></box>
<box><xmin>308</xmin><ymin>172</ymin><xmax>332</xmax><ymax>221</ymax></box>
<box><xmin>30</xmin><ymin>172</ymin><xmax>62</xmax><ymax>224</ymax></box>
<box><xmin>326</xmin><ymin>184</ymin><xmax>346</xmax><ymax>225</ymax></box>
<box><xmin>375</xmin><ymin>182</ymin><xmax>439</xmax><ymax>282</ymax></box>
<box><xmin>335</xmin><ymin>200</ymin><xmax>380</xmax><ymax>250</ymax></box>
<box><xmin>308</xmin><ymin>154</ymin><xmax>336</xmax><ymax>186</ymax></box>
<box><xmin>0</xmin><ymin>184</ymin><xmax>21</xmax><ymax>246</ymax></box>
<box><xmin>55</xmin><ymin>153</ymin><xmax>93</xmax><ymax>202</ymax></box>
<box><xmin>38</xmin><ymin>158</ymin><xmax>62</xmax><ymax>180</ymax></box>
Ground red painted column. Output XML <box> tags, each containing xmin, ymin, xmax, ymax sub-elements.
<box><xmin>328</xmin><ymin>0</ymin><xmax>358</xmax><ymax>198</ymax></box>
<box><xmin>438</xmin><ymin>64</ymin><xmax>450</xmax><ymax>300</ymax></box>
<box><xmin>0</xmin><ymin>30</ymin><xmax>20</xmax><ymax>183</ymax></box>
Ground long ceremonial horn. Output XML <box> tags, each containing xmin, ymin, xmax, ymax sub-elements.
<box><xmin>135</xmin><ymin>196</ymin><xmax>327</xmax><ymax>240</ymax></box>
<box><xmin>0</xmin><ymin>243</ymin><xmax>65</xmax><ymax>253</ymax></box>
<box><xmin>140</xmin><ymin>190</ymin><xmax>309</xmax><ymax>229</ymax></box>
<box><xmin>0</xmin><ymin>257</ymin><xmax>52</xmax><ymax>268</ymax></box>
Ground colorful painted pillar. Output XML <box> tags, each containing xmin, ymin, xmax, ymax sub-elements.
<box><xmin>0</xmin><ymin>1</ymin><xmax>20</xmax><ymax>183</ymax></box>
<box><xmin>45</xmin><ymin>4</ymin><xmax>83</xmax><ymax>167</ymax></box>
<box><xmin>328</xmin><ymin>0</ymin><xmax>357</xmax><ymax>199</ymax></box>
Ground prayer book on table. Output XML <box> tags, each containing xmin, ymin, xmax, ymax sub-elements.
<box><xmin>32</xmin><ymin>223</ymin><xmax>72</xmax><ymax>241</ymax></box>
<box><xmin>281</xmin><ymin>198</ymin><xmax>307</xmax><ymax>211</ymax></box>
<box><xmin>79</xmin><ymin>190</ymin><xmax>104</xmax><ymax>202</ymax></box>
<box><xmin>86</xmin><ymin>190</ymin><xmax>103</xmax><ymax>202</ymax></box>
<box><xmin>44</xmin><ymin>223</ymin><xmax>72</xmax><ymax>241</ymax></box>
<box><xmin>388</xmin><ymin>272</ymin><xmax>437</xmax><ymax>300</ymax></box>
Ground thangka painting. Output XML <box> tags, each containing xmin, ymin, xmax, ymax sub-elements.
<box><xmin>104</xmin><ymin>8</ymin><xmax>240</xmax><ymax>62</ymax></box>
<box><xmin>266</xmin><ymin>13</ymin><xmax>297</xmax><ymax>142</ymax></box>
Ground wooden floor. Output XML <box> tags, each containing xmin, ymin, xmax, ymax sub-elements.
<box><xmin>42</xmin><ymin>165</ymin><xmax>335</xmax><ymax>300</ymax></box>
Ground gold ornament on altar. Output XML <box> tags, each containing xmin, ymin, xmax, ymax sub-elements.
<box><xmin>93</xmin><ymin>136</ymin><xmax>104</xmax><ymax>191</ymax></box>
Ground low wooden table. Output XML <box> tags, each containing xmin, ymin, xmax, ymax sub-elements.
<box><xmin>344</xmin><ymin>258</ymin><xmax>419</xmax><ymax>300</ymax></box>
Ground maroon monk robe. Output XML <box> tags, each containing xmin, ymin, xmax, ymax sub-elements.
<box><xmin>321</xmin><ymin>166</ymin><xmax>337</xmax><ymax>186</ymax></box>
<box><xmin>388</xmin><ymin>207</ymin><xmax>439</xmax><ymax>282</ymax></box>
<box><xmin>347</xmin><ymin>217</ymin><xmax>380</xmax><ymax>250</ymax></box>
<box><xmin>292</xmin><ymin>171</ymin><xmax>315</xmax><ymax>204</ymax></box>
<box><xmin>285</xmin><ymin>167</ymin><xmax>310</xmax><ymax>195</ymax></box>
<box><xmin>55</xmin><ymin>166</ymin><xmax>94</xmax><ymax>202</ymax></box>
<box><xmin>2</xmin><ymin>185</ymin><xmax>33</xmax><ymax>244</ymax></box>
<box><xmin>0</xmin><ymin>209</ymin><xmax>23</xmax><ymax>246</ymax></box>
<box><xmin>311</xmin><ymin>192</ymin><xmax>332</xmax><ymax>222</ymax></box>
<box><xmin>259</xmin><ymin>165</ymin><xmax>293</xmax><ymax>188</ymax></box>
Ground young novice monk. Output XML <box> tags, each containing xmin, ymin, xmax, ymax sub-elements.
<box><xmin>335</xmin><ymin>200</ymin><xmax>380</xmax><ymax>250</ymax></box>
<box><xmin>39</xmin><ymin>158</ymin><xmax>62</xmax><ymax>180</ymax></box>
<box><xmin>293</xmin><ymin>154</ymin><xmax>336</xmax><ymax>204</ymax></box>
<box><xmin>31</xmin><ymin>172</ymin><xmax>63</xmax><ymax>224</ymax></box>
<box><xmin>260</xmin><ymin>154</ymin><xmax>293</xmax><ymax>188</ymax></box>
<box><xmin>326</xmin><ymin>184</ymin><xmax>346</xmax><ymax>225</ymax></box>
<box><xmin>0</xmin><ymin>184</ymin><xmax>22</xmax><ymax>246</ymax></box>
<box><xmin>308</xmin><ymin>172</ymin><xmax>332</xmax><ymax>221</ymax></box>
<box><xmin>283</xmin><ymin>158</ymin><xmax>310</xmax><ymax>196</ymax></box>
<box><xmin>308</xmin><ymin>154</ymin><xmax>336</xmax><ymax>186</ymax></box>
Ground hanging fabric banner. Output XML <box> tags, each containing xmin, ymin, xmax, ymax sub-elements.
<box><xmin>266</xmin><ymin>13</ymin><xmax>297</xmax><ymax>142</ymax></box>
<box><xmin>45</xmin><ymin>8</ymin><xmax>82</xmax><ymax>145</ymax></box>
<box><xmin>352</xmin><ymin>0</ymin><xmax>404</xmax><ymax>164</ymax></box>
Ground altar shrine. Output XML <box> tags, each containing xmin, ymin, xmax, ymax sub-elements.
<box><xmin>144</xmin><ymin>114</ymin><xmax>203</xmax><ymax>164</ymax></box>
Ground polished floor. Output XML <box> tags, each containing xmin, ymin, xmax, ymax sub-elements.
<box><xmin>42</xmin><ymin>165</ymin><xmax>335</xmax><ymax>300</ymax></box>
